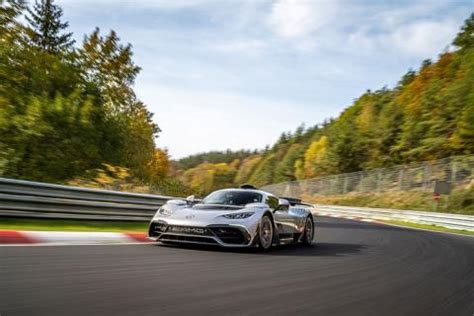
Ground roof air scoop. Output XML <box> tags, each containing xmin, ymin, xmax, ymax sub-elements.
<box><xmin>240</xmin><ymin>184</ymin><xmax>257</xmax><ymax>190</ymax></box>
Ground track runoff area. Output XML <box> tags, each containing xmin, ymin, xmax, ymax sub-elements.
<box><xmin>1</xmin><ymin>215</ymin><xmax>473</xmax><ymax>316</ymax></box>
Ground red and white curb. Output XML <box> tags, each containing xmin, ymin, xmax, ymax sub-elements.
<box><xmin>0</xmin><ymin>230</ymin><xmax>151</xmax><ymax>246</ymax></box>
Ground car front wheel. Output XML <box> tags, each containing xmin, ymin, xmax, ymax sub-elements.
<box><xmin>302</xmin><ymin>216</ymin><xmax>314</xmax><ymax>246</ymax></box>
<box><xmin>258</xmin><ymin>215</ymin><xmax>274</xmax><ymax>250</ymax></box>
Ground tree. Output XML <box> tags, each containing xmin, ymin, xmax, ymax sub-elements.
<box><xmin>451</xmin><ymin>103</ymin><xmax>474</xmax><ymax>153</ymax></box>
<box><xmin>274</xmin><ymin>143</ymin><xmax>303</xmax><ymax>182</ymax></box>
<box><xmin>119</xmin><ymin>101</ymin><xmax>159</xmax><ymax>180</ymax></box>
<box><xmin>453</xmin><ymin>13</ymin><xmax>474</xmax><ymax>50</ymax></box>
<box><xmin>248</xmin><ymin>154</ymin><xmax>276</xmax><ymax>187</ymax></box>
<box><xmin>26</xmin><ymin>0</ymin><xmax>74</xmax><ymax>54</ymax></box>
<box><xmin>0</xmin><ymin>0</ymin><xmax>27</xmax><ymax>105</ymax></box>
<box><xmin>302</xmin><ymin>136</ymin><xmax>330</xmax><ymax>178</ymax></box>
<box><xmin>1</xmin><ymin>91</ymin><xmax>111</xmax><ymax>181</ymax></box>
<box><xmin>0</xmin><ymin>0</ymin><xmax>124</xmax><ymax>182</ymax></box>
<box><xmin>0</xmin><ymin>0</ymin><xmax>26</xmax><ymax>43</ymax></box>
<box><xmin>397</xmin><ymin>69</ymin><xmax>416</xmax><ymax>88</ymax></box>
<box><xmin>176</xmin><ymin>149</ymin><xmax>253</xmax><ymax>170</ymax></box>
<box><xmin>147</xmin><ymin>148</ymin><xmax>170</xmax><ymax>182</ymax></box>
<box><xmin>80</xmin><ymin>28</ymin><xmax>160</xmax><ymax>180</ymax></box>
<box><xmin>80</xmin><ymin>28</ymin><xmax>140</xmax><ymax>114</ymax></box>
<box><xmin>234</xmin><ymin>155</ymin><xmax>261</xmax><ymax>185</ymax></box>
<box><xmin>180</xmin><ymin>161</ymin><xmax>239</xmax><ymax>195</ymax></box>
<box><xmin>0</xmin><ymin>0</ymin><xmax>189</xmax><ymax>194</ymax></box>
<box><xmin>274</xmin><ymin>132</ymin><xmax>289</xmax><ymax>147</ymax></box>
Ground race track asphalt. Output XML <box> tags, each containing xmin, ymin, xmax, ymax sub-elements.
<box><xmin>1</xmin><ymin>216</ymin><xmax>473</xmax><ymax>316</ymax></box>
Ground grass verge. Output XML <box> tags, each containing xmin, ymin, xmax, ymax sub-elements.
<box><xmin>381</xmin><ymin>220</ymin><xmax>474</xmax><ymax>236</ymax></box>
<box><xmin>0</xmin><ymin>218</ymin><xmax>148</xmax><ymax>233</ymax></box>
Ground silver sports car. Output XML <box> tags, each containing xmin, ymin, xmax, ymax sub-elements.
<box><xmin>148</xmin><ymin>186</ymin><xmax>315</xmax><ymax>250</ymax></box>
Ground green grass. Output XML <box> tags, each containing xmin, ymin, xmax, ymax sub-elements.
<box><xmin>381</xmin><ymin>220</ymin><xmax>474</xmax><ymax>236</ymax></box>
<box><xmin>0</xmin><ymin>218</ymin><xmax>148</xmax><ymax>232</ymax></box>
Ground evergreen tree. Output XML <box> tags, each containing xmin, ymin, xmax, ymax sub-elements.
<box><xmin>397</xmin><ymin>69</ymin><xmax>416</xmax><ymax>88</ymax></box>
<box><xmin>453</xmin><ymin>13</ymin><xmax>474</xmax><ymax>50</ymax></box>
<box><xmin>0</xmin><ymin>0</ymin><xmax>26</xmax><ymax>43</ymax></box>
<box><xmin>26</xmin><ymin>0</ymin><xmax>74</xmax><ymax>54</ymax></box>
<box><xmin>234</xmin><ymin>155</ymin><xmax>261</xmax><ymax>185</ymax></box>
<box><xmin>80</xmin><ymin>28</ymin><xmax>140</xmax><ymax>114</ymax></box>
<box><xmin>248</xmin><ymin>154</ymin><xmax>276</xmax><ymax>187</ymax></box>
<box><xmin>274</xmin><ymin>143</ymin><xmax>303</xmax><ymax>182</ymax></box>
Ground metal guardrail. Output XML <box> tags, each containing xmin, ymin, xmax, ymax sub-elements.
<box><xmin>313</xmin><ymin>205</ymin><xmax>474</xmax><ymax>231</ymax></box>
<box><xmin>0</xmin><ymin>177</ymin><xmax>178</xmax><ymax>221</ymax></box>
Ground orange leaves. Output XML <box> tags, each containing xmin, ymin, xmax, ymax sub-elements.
<box><xmin>147</xmin><ymin>148</ymin><xmax>170</xmax><ymax>180</ymax></box>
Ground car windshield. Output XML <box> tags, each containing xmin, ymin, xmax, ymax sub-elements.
<box><xmin>202</xmin><ymin>190</ymin><xmax>263</xmax><ymax>206</ymax></box>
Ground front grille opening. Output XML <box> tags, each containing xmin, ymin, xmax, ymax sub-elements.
<box><xmin>159</xmin><ymin>234</ymin><xmax>218</xmax><ymax>244</ymax></box>
<box><xmin>209</xmin><ymin>227</ymin><xmax>247</xmax><ymax>245</ymax></box>
<box><xmin>166</xmin><ymin>225</ymin><xmax>211</xmax><ymax>236</ymax></box>
<box><xmin>149</xmin><ymin>222</ymin><xmax>168</xmax><ymax>237</ymax></box>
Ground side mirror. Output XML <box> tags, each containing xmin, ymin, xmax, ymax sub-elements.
<box><xmin>186</xmin><ymin>195</ymin><xmax>195</xmax><ymax>205</ymax></box>
<box><xmin>275</xmin><ymin>198</ymin><xmax>290</xmax><ymax>212</ymax></box>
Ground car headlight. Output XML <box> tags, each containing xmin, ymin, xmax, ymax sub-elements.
<box><xmin>154</xmin><ymin>206</ymin><xmax>172</xmax><ymax>218</ymax></box>
<box><xmin>222</xmin><ymin>212</ymin><xmax>254</xmax><ymax>219</ymax></box>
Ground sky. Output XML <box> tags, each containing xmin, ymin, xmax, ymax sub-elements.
<box><xmin>56</xmin><ymin>0</ymin><xmax>471</xmax><ymax>159</ymax></box>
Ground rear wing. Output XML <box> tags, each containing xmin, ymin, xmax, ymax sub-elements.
<box><xmin>280</xmin><ymin>196</ymin><xmax>312</xmax><ymax>207</ymax></box>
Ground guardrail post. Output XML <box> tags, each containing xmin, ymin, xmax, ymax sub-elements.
<box><xmin>422</xmin><ymin>165</ymin><xmax>430</xmax><ymax>191</ymax></box>
<box><xmin>399</xmin><ymin>169</ymin><xmax>404</xmax><ymax>190</ymax></box>
<box><xmin>451</xmin><ymin>161</ymin><xmax>457</xmax><ymax>184</ymax></box>
<box><xmin>377</xmin><ymin>171</ymin><xmax>382</xmax><ymax>193</ymax></box>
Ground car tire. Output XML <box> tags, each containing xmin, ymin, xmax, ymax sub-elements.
<box><xmin>258</xmin><ymin>215</ymin><xmax>274</xmax><ymax>251</ymax></box>
<box><xmin>302</xmin><ymin>216</ymin><xmax>314</xmax><ymax>246</ymax></box>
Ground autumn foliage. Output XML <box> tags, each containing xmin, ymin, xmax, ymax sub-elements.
<box><xmin>0</xmin><ymin>0</ymin><xmax>177</xmax><ymax>193</ymax></box>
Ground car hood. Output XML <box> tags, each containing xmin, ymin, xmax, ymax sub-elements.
<box><xmin>170</xmin><ymin>204</ymin><xmax>243</xmax><ymax>220</ymax></box>
<box><xmin>158</xmin><ymin>203</ymin><xmax>266</xmax><ymax>226</ymax></box>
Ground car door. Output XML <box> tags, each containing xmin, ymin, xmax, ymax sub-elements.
<box><xmin>267</xmin><ymin>196</ymin><xmax>298</xmax><ymax>237</ymax></box>
<box><xmin>288</xmin><ymin>205</ymin><xmax>309</xmax><ymax>232</ymax></box>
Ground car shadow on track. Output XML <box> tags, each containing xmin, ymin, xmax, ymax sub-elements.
<box><xmin>316</xmin><ymin>221</ymin><xmax>407</xmax><ymax>232</ymax></box>
<box><xmin>155</xmin><ymin>242</ymin><xmax>366</xmax><ymax>257</ymax></box>
<box><xmin>269</xmin><ymin>242</ymin><xmax>367</xmax><ymax>257</ymax></box>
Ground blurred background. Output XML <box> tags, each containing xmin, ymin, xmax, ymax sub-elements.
<box><xmin>0</xmin><ymin>0</ymin><xmax>473</xmax><ymax>216</ymax></box>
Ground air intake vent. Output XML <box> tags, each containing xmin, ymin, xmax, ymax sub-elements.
<box><xmin>240</xmin><ymin>184</ymin><xmax>257</xmax><ymax>189</ymax></box>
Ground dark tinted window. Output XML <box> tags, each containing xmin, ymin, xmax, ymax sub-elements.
<box><xmin>202</xmin><ymin>190</ymin><xmax>262</xmax><ymax>206</ymax></box>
